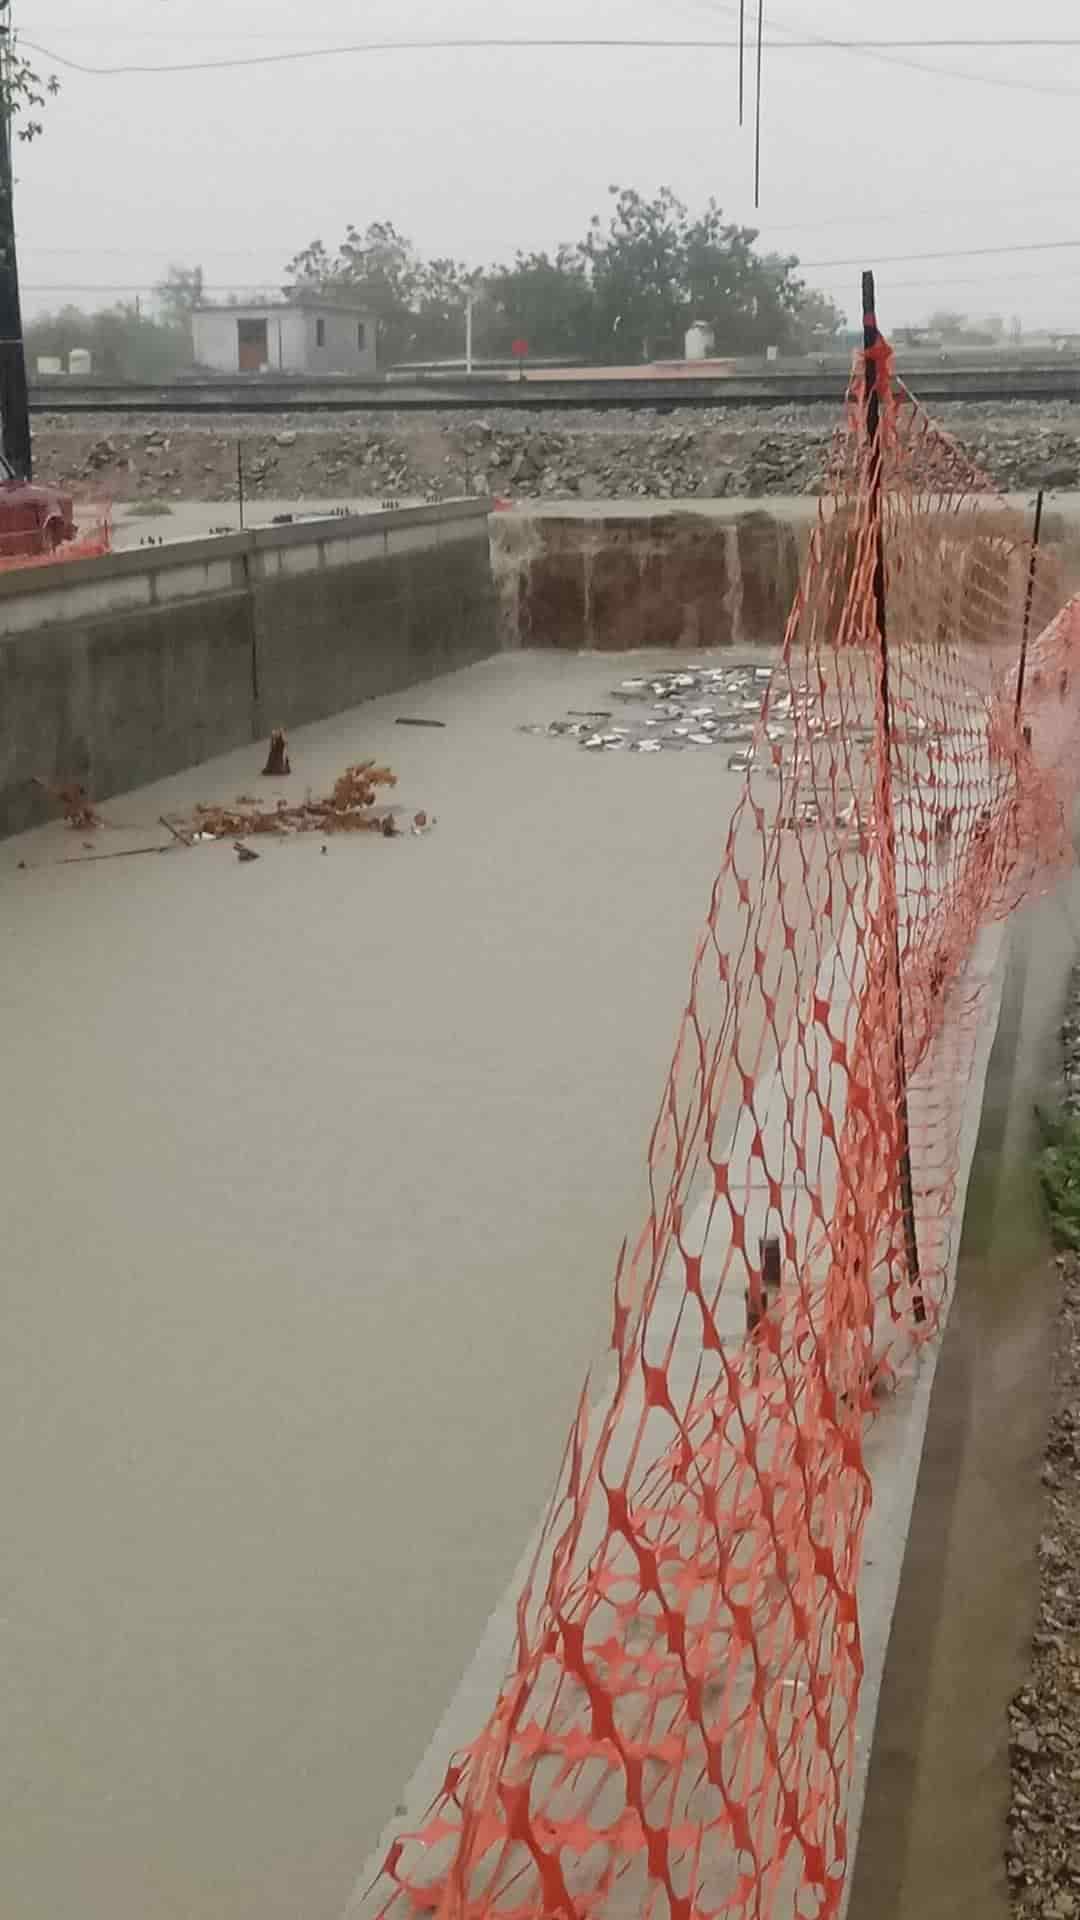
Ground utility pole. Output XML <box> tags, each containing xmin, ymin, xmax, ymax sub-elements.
<box><xmin>464</xmin><ymin>292</ymin><xmax>475</xmax><ymax>376</ymax></box>
<box><xmin>0</xmin><ymin>14</ymin><xmax>30</xmax><ymax>477</ymax></box>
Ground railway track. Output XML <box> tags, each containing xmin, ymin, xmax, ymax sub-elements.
<box><xmin>28</xmin><ymin>364</ymin><xmax>1080</xmax><ymax>416</ymax></box>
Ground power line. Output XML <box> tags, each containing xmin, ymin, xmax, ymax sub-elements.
<box><xmin>20</xmin><ymin>32</ymin><xmax>1080</xmax><ymax>79</ymax></box>
<box><xmin>668</xmin><ymin>0</ymin><xmax>1080</xmax><ymax>96</ymax></box>
<box><xmin>22</xmin><ymin>246</ymin><xmax>292</xmax><ymax>258</ymax></box>
<box><xmin>758</xmin><ymin>191</ymin><xmax>1080</xmax><ymax>234</ymax></box>
<box><xmin>19</xmin><ymin>192</ymin><xmax>1080</xmax><ymax>253</ymax></box>
<box><xmin>866</xmin><ymin>267</ymin><xmax>1080</xmax><ymax>293</ymax></box>
<box><xmin>801</xmin><ymin>239</ymin><xmax>1080</xmax><ymax>270</ymax></box>
<box><xmin>19</xmin><ymin>282</ymin><xmax>283</xmax><ymax>293</ymax></box>
<box><xmin>23</xmin><ymin>26</ymin><xmax>1080</xmax><ymax>51</ymax></box>
<box><xmin>26</xmin><ymin>238</ymin><xmax>1080</xmax><ymax>293</ymax></box>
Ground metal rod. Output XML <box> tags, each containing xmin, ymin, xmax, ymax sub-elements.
<box><xmin>753</xmin><ymin>0</ymin><xmax>764</xmax><ymax>206</ymax></box>
<box><xmin>761</xmin><ymin>1236</ymin><xmax>782</xmax><ymax>1309</ymax></box>
<box><xmin>0</xmin><ymin>18</ymin><xmax>31</xmax><ymax>478</ymax></box>
<box><xmin>863</xmin><ymin>268</ymin><xmax>924</xmax><ymax>1323</ymax></box>
<box><xmin>738</xmin><ymin>0</ymin><xmax>745</xmax><ymax>123</ymax></box>
<box><xmin>1015</xmin><ymin>487</ymin><xmax>1045</xmax><ymax>725</ymax></box>
<box><xmin>237</xmin><ymin>438</ymin><xmax>245</xmax><ymax>530</ymax></box>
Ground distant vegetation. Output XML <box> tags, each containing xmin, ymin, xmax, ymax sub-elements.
<box><xmin>284</xmin><ymin>189</ymin><xmax>844</xmax><ymax>364</ymax></box>
<box><xmin>26</xmin><ymin>266</ymin><xmax>206</xmax><ymax>381</ymax></box>
<box><xmin>26</xmin><ymin>189</ymin><xmax>844</xmax><ymax>379</ymax></box>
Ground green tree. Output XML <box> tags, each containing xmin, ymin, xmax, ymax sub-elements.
<box><xmin>0</xmin><ymin>3</ymin><xmax>59</xmax><ymax>142</ymax></box>
<box><xmin>787</xmin><ymin>284</ymin><xmax>845</xmax><ymax>352</ymax></box>
<box><xmin>153</xmin><ymin>264</ymin><xmax>204</xmax><ymax>362</ymax></box>
<box><xmin>482</xmin><ymin>248</ymin><xmax>594</xmax><ymax>360</ymax></box>
<box><xmin>26</xmin><ymin>303</ymin><xmax>192</xmax><ymax>381</ymax></box>
<box><xmin>682</xmin><ymin>204</ymin><xmax>788</xmax><ymax>355</ymax></box>
<box><xmin>281</xmin><ymin>194</ymin><xmax>846</xmax><ymax>368</ymax></box>
<box><xmin>584</xmin><ymin>186</ymin><xmax>688</xmax><ymax>362</ymax></box>
<box><xmin>155</xmin><ymin>263</ymin><xmax>204</xmax><ymax>327</ymax></box>
<box><xmin>582</xmin><ymin>188</ymin><xmax>844</xmax><ymax>361</ymax></box>
<box><xmin>412</xmin><ymin>257</ymin><xmax>480</xmax><ymax>361</ymax></box>
<box><xmin>284</xmin><ymin>221</ymin><xmax>421</xmax><ymax>361</ymax></box>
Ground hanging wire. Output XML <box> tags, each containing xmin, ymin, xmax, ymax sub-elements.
<box><xmin>738</xmin><ymin>0</ymin><xmax>745</xmax><ymax>124</ymax></box>
<box><xmin>754</xmin><ymin>0</ymin><xmax>765</xmax><ymax>205</ymax></box>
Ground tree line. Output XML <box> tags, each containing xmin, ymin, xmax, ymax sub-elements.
<box><xmin>286</xmin><ymin>188</ymin><xmax>843</xmax><ymax>362</ymax></box>
<box><xmin>26</xmin><ymin>267</ymin><xmax>206</xmax><ymax>382</ymax></box>
<box><xmin>25</xmin><ymin>188</ymin><xmax>845</xmax><ymax>379</ymax></box>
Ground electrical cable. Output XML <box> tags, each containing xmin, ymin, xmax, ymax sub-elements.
<box><xmin>18</xmin><ymin>31</ymin><xmax>1080</xmax><ymax>87</ymax></box>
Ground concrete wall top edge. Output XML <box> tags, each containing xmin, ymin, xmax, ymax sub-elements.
<box><xmin>498</xmin><ymin>499</ymin><xmax>824</xmax><ymax>529</ymax></box>
<box><xmin>252</xmin><ymin>497</ymin><xmax>492</xmax><ymax>555</ymax></box>
<box><xmin>0</xmin><ymin>497</ymin><xmax>493</xmax><ymax>605</ymax></box>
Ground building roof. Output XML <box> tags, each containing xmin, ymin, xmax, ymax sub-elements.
<box><xmin>193</xmin><ymin>298</ymin><xmax>375</xmax><ymax>317</ymax></box>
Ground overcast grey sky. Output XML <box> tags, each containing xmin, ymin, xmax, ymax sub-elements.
<box><xmin>13</xmin><ymin>0</ymin><xmax>1080</xmax><ymax>332</ymax></box>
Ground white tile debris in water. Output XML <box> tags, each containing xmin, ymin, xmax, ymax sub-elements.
<box><xmin>518</xmin><ymin>662</ymin><xmax>788</xmax><ymax>755</ymax></box>
<box><xmin>519</xmin><ymin>661</ymin><xmax>938</xmax><ymax>774</ymax></box>
<box><xmin>518</xmin><ymin>659</ymin><xmax>900</xmax><ymax>851</ymax></box>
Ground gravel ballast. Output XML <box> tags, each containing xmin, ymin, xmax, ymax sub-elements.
<box><xmin>30</xmin><ymin>400</ymin><xmax>1080</xmax><ymax>507</ymax></box>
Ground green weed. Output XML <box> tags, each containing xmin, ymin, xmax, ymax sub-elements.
<box><xmin>1037</xmin><ymin>1107</ymin><xmax>1080</xmax><ymax>1250</ymax></box>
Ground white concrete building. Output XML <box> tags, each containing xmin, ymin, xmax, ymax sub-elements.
<box><xmin>192</xmin><ymin>300</ymin><xmax>377</xmax><ymax>376</ymax></box>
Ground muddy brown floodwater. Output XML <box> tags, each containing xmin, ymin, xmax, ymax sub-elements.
<box><xmin>0</xmin><ymin>650</ymin><xmax>763</xmax><ymax>1920</ymax></box>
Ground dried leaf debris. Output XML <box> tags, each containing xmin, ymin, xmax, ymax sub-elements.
<box><xmin>32</xmin><ymin>777</ymin><xmax>103</xmax><ymax>829</ymax></box>
<box><xmin>24</xmin><ymin>729</ymin><xmax>437</xmax><ymax>875</ymax></box>
<box><xmin>175</xmin><ymin>761</ymin><xmax>400</xmax><ymax>841</ymax></box>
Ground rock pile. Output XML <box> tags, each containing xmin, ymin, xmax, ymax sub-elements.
<box><xmin>30</xmin><ymin>400</ymin><xmax>1080</xmax><ymax>506</ymax></box>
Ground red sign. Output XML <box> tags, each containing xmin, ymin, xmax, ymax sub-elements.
<box><xmin>511</xmin><ymin>338</ymin><xmax>530</xmax><ymax>360</ymax></box>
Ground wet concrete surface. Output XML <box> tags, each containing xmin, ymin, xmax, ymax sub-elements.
<box><xmin>847</xmin><ymin>876</ymin><xmax>1080</xmax><ymax>1920</ymax></box>
<box><xmin>112</xmin><ymin>497</ymin><xmax>425</xmax><ymax>550</ymax></box>
<box><xmin>0</xmin><ymin>649</ymin><xmax>762</xmax><ymax>1920</ymax></box>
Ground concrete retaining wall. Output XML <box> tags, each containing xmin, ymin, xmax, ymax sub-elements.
<box><xmin>0</xmin><ymin>501</ymin><xmax>495</xmax><ymax>835</ymax></box>
<box><xmin>490</xmin><ymin>499</ymin><xmax>1078</xmax><ymax>656</ymax></box>
<box><xmin>490</xmin><ymin>505</ymin><xmax>808</xmax><ymax>652</ymax></box>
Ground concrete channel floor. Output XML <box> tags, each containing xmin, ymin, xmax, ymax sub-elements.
<box><xmin>349</xmin><ymin>856</ymin><xmax>1011</xmax><ymax>1920</ymax></box>
<box><xmin>0</xmin><ymin>649</ymin><xmax>768</xmax><ymax>1920</ymax></box>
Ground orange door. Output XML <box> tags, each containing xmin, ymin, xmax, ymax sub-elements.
<box><xmin>237</xmin><ymin>319</ymin><xmax>268</xmax><ymax>371</ymax></box>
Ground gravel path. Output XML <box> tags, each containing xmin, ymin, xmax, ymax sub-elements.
<box><xmin>1008</xmin><ymin>971</ymin><xmax>1080</xmax><ymax>1920</ymax></box>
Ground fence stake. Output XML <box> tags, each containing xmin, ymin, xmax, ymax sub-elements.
<box><xmin>863</xmin><ymin>268</ymin><xmax>925</xmax><ymax>1324</ymax></box>
<box><xmin>1016</xmin><ymin>487</ymin><xmax>1045</xmax><ymax>726</ymax></box>
<box><xmin>761</xmin><ymin>1235</ymin><xmax>782</xmax><ymax>1310</ymax></box>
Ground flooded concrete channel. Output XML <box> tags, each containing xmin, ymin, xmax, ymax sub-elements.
<box><xmin>3</xmin><ymin>631</ymin><xmax>1068</xmax><ymax>1920</ymax></box>
<box><xmin>0</xmin><ymin>649</ymin><xmax>771</xmax><ymax>1920</ymax></box>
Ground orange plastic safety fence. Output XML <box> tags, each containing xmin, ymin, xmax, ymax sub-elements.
<box><xmin>0</xmin><ymin>498</ymin><xmax>111</xmax><ymax>571</ymax></box>
<box><xmin>368</xmin><ymin>345</ymin><xmax>1079</xmax><ymax>1920</ymax></box>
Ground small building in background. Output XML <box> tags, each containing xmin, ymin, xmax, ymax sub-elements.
<box><xmin>191</xmin><ymin>300</ymin><xmax>377</xmax><ymax>376</ymax></box>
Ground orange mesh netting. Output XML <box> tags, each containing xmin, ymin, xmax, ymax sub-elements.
<box><xmin>367</xmin><ymin>342</ymin><xmax>1080</xmax><ymax>1920</ymax></box>
<box><xmin>0</xmin><ymin>497</ymin><xmax>111</xmax><ymax>570</ymax></box>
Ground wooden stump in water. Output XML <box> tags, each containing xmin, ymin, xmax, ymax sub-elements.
<box><xmin>262</xmin><ymin>729</ymin><xmax>291</xmax><ymax>777</ymax></box>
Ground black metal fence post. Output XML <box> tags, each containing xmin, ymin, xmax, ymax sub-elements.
<box><xmin>863</xmin><ymin>268</ymin><xmax>925</xmax><ymax>1323</ymax></box>
<box><xmin>1016</xmin><ymin>487</ymin><xmax>1045</xmax><ymax>726</ymax></box>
